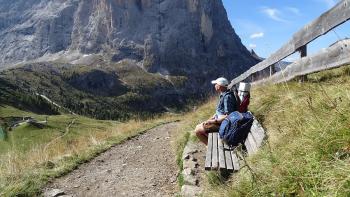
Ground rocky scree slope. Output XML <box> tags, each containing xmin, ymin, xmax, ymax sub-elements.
<box><xmin>0</xmin><ymin>0</ymin><xmax>258</xmax><ymax>118</ymax></box>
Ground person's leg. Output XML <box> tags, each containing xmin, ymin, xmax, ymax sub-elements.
<box><xmin>195</xmin><ymin>122</ymin><xmax>208</xmax><ymax>145</ymax></box>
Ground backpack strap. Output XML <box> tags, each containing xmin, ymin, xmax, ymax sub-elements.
<box><xmin>228</xmin><ymin>88</ymin><xmax>241</xmax><ymax>106</ymax></box>
<box><xmin>222</xmin><ymin>91</ymin><xmax>232</xmax><ymax>98</ymax></box>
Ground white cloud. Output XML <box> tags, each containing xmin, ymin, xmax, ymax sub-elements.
<box><xmin>250</xmin><ymin>32</ymin><xmax>264</xmax><ymax>39</ymax></box>
<box><xmin>249</xmin><ymin>44</ymin><xmax>257</xmax><ymax>49</ymax></box>
<box><xmin>261</xmin><ymin>7</ymin><xmax>288</xmax><ymax>22</ymax></box>
<box><xmin>233</xmin><ymin>19</ymin><xmax>264</xmax><ymax>34</ymax></box>
<box><xmin>233</xmin><ymin>19</ymin><xmax>265</xmax><ymax>40</ymax></box>
<box><xmin>286</xmin><ymin>7</ymin><xmax>301</xmax><ymax>16</ymax></box>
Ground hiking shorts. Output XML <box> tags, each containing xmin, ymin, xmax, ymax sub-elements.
<box><xmin>196</xmin><ymin>121</ymin><xmax>220</xmax><ymax>138</ymax></box>
<box><xmin>203</xmin><ymin>122</ymin><xmax>220</xmax><ymax>133</ymax></box>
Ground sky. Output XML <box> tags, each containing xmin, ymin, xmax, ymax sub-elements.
<box><xmin>222</xmin><ymin>0</ymin><xmax>350</xmax><ymax>62</ymax></box>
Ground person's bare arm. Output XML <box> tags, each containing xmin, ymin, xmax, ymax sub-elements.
<box><xmin>205</xmin><ymin>114</ymin><xmax>227</xmax><ymax>124</ymax></box>
<box><xmin>216</xmin><ymin>115</ymin><xmax>228</xmax><ymax>123</ymax></box>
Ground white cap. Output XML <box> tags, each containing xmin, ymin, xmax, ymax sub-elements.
<box><xmin>211</xmin><ymin>77</ymin><xmax>229</xmax><ymax>87</ymax></box>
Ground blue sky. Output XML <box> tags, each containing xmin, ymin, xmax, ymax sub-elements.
<box><xmin>222</xmin><ymin>0</ymin><xmax>350</xmax><ymax>61</ymax></box>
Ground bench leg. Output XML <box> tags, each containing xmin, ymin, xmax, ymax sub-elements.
<box><xmin>219</xmin><ymin>169</ymin><xmax>233</xmax><ymax>180</ymax></box>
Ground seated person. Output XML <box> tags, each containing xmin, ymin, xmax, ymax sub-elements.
<box><xmin>194</xmin><ymin>77</ymin><xmax>238</xmax><ymax>145</ymax></box>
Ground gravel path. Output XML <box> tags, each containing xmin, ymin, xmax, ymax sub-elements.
<box><xmin>43</xmin><ymin>122</ymin><xmax>181</xmax><ymax>197</ymax></box>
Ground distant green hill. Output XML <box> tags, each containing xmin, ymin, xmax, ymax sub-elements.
<box><xmin>0</xmin><ymin>62</ymin><xmax>189</xmax><ymax>120</ymax></box>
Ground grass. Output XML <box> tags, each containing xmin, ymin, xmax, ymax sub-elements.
<box><xmin>0</xmin><ymin>106</ymin><xmax>180</xmax><ymax>196</ymax></box>
<box><xmin>202</xmin><ymin>65</ymin><xmax>350</xmax><ymax>196</ymax></box>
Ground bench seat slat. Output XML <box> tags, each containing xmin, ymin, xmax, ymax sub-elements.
<box><xmin>247</xmin><ymin>133</ymin><xmax>258</xmax><ymax>154</ymax></box>
<box><xmin>244</xmin><ymin>137</ymin><xmax>254</xmax><ymax>155</ymax></box>
<box><xmin>250</xmin><ymin>119</ymin><xmax>265</xmax><ymax>148</ymax></box>
<box><xmin>205</xmin><ymin>132</ymin><xmax>213</xmax><ymax>170</ymax></box>
<box><xmin>212</xmin><ymin>132</ymin><xmax>219</xmax><ymax>169</ymax></box>
<box><xmin>218</xmin><ymin>134</ymin><xmax>226</xmax><ymax>169</ymax></box>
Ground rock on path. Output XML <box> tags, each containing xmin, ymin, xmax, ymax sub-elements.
<box><xmin>43</xmin><ymin>122</ymin><xmax>180</xmax><ymax>197</ymax></box>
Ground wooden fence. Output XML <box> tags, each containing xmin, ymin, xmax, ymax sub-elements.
<box><xmin>229</xmin><ymin>0</ymin><xmax>350</xmax><ymax>87</ymax></box>
<box><xmin>254</xmin><ymin>39</ymin><xmax>350</xmax><ymax>85</ymax></box>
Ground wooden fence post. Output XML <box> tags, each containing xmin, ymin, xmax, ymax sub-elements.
<box><xmin>298</xmin><ymin>45</ymin><xmax>308</xmax><ymax>82</ymax></box>
<box><xmin>270</xmin><ymin>65</ymin><xmax>276</xmax><ymax>77</ymax></box>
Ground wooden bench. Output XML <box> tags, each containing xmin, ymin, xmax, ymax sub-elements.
<box><xmin>205</xmin><ymin>117</ymin><xmax>265</xmax><ymax>172</ymax></box>
<box><xmin>205</xmin><ymin>132</ymin><xmax>240</xmax><ymax>172</ymax></box>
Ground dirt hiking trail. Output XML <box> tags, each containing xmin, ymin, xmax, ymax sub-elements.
<box><xmin>43</xmin><ymin>122</ymin><xmax>181</xmax><ymax>197</ymax></box>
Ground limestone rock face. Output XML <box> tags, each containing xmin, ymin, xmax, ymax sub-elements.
<box><xmin>0</xmin><ymin>0</ymin><xmax>258</xmax><ymax>96</ymax></box>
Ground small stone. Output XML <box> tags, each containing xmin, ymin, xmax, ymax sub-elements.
<box><xmin>181</xmin><ymin>185</ymin><xmax>202</xmax><ymax>197</ymax></box>
<box><xmin>73</xmin><ymin>185</ymin><xmax>80</xmax><ymax>188</ymax></box>
<box><xmin>184</xmin><ymin>155</ymin><xmax>190</xmax><ymax>160</ymax></box>
<box><xmin>45</xmin><ymin>189</ymin><xmax>65</xmax><ymax>197</ymax></box>
<box><xmin>156</xmin><ymin>193</ymin><xmax>162</xmax><ymax>197</ymax></box>
<box><xmin>107</xmin><ymin>169</ymin><xmax>112</xmax><ymax>173</ymax></box>
<box><xmin>169</xmin><ymin>176</ymin><xmax>177</xmax><ymax>183</ymax></box>
<box><xmin>194</xmin><ymin>163</ymin><xmax>199</xmax><ymax>168</ymax></box>
<box><xmin>183</xmin><ymin>168</ymin><xmax>192</xmax><ymax>176</ymax></box>
<box><xmin>184</xmin><ymin>175</ymin><xmax>198</xmax><ymax>186</ymax></box>
<box><xmin>192</xmin><ymin>158</ymin><xmax>197</xmax><ymax>162</ymax></box>
<box><xmin>183</xmin><ymin>160</ymin><xmax>197</xmax><ymax>169</ymax></box>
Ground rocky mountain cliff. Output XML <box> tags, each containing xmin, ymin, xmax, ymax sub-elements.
<box><xmin>0</xmin><ymin>0</ymin><xmax>258</xmax><ymax>119</ymax></box>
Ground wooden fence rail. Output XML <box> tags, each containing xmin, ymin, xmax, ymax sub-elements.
<box><xmin>253</xmin><ymin>39</ymin><xmax>350</xmax><ymax>85</ymax></box>
<box><xmin>229</xmin><ymin>0</ymin><xmax>350</xmax><ymax>87</ymax></box>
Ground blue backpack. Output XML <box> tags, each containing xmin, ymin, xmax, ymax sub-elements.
<box><xmin>219</xmin><ymin>111</ymin><xmax>254</xmax><ymax>147</ymax></box>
